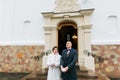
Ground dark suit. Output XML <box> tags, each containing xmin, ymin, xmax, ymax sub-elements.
<box><xmin>60</xmin><ymin>48</ymin><xmax>78</xmax><ymax>80</ymax></box>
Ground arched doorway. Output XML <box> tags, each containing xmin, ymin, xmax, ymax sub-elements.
<box><xmin>58</xmin><ymin>22</ymin><xmax>78</xmax><ymax>54</ymax></box>
<box><xmin>42</xmin><ymin>9</ymin><xmax>95</xmax><ymax>71</ymax></box>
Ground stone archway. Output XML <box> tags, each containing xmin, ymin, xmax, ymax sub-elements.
<box><xmin>42</xmin><ymin>9</ymin><xmax>95</xmax><ymax>71</ymax></box>
<box><xmin>58</xmin><ymin>21</ymin><xmax>78</xmax><ymax>54</ymax></box>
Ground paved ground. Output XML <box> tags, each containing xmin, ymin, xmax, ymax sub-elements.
<box><xmin>0</xmin><ymin>72</ymin><xmax>29</xmax><ymax>80</ymax></box>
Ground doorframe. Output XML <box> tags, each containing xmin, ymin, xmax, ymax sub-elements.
<box><xmin>58</xmin><ymin>22</ymin><xmax>77</xmax><ymax>30</ymax></box>
<box><xmin>58</xmin><ymin>22</ymin><xmax>78</xmax><ymax>53</ymax></box>
<box><xmin>42</xmin><ymin>9</ymin><xmax>94</xmax><ymax>70</ymax></box>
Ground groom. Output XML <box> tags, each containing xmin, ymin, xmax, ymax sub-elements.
<box><xmin>60</xmin><ymin>41</ymin><xmax>78</xmax><ymax>80</ymax></box>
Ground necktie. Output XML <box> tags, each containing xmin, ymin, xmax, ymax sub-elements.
<box><xmin>67</xmin><ymin>49</ymin><xmax>70</xmax><ymax>57</ymax></box>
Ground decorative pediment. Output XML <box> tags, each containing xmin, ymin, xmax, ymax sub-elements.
<box><xmin>54</xmin><ymin>0</ymin><xmax>80</xmax><ymax>13</ymax></box>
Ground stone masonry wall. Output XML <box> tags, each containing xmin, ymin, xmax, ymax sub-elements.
<box><xmin>92</xmin><ymin>45</ymin><xmax>120</xmax><ymax>74</ymax></box>
<box><xmin>0</xmin><ymin>46</ymin><xmax>44</xmax><ymax>72</ymax></box>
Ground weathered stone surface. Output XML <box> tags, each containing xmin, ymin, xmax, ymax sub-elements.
<box><xmin>54</xmin><ymin>0</ymin><xmax>80</xmax><ymax>12</ymax></box>
<box><xmin>0</xmin><ymin>46</ymin><xmax>44</xmax><ymax>72</ymax></box>
<box><xmin>92</xmin><ymin>45</ymin><xmax>120</xmax><ymax>74</ymax></box>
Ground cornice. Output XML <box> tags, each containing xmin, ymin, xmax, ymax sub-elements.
<box><xmin>41</xmin><ymin>8</ymin><xmax>94</xmax><ymax>18</ymax></box>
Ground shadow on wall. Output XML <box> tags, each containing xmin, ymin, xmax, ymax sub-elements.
<box><xmin>31</xmin><ymin>50</ymin><xmax>51</xmax><ymax>61</ymax></box>
<box><xmin>92</xmin><ymin>45</ymin><xmax>120</xmax><ymax>80</ymax></box>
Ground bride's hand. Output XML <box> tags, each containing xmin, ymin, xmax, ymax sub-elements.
<box><xmin>50</xmin><ymin>64</ymin><xmax>55</xmax><ymax>67</ymax></box>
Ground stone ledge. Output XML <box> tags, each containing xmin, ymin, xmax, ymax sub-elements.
<box><xmin>107</xmin><ymin>74</ymin><xmax>120</xmax><ymax>80</ymax></box>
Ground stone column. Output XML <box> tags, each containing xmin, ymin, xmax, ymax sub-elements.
<box><xmin>44</xmin><ymin>27</ymin><xmax>52</xmax><ymax>51</ymax></box>
<box><xmin>78</xmin><ymin>25</ymin><xmax>86</xmax><ymax>70</ymax></box>
<box><xmin>44</xmin><ymin>26</ymin><xmax>58</xmax><ymax>51</ymax></box>
<box><xmin>78</xmin><ymin>24</ymin><xmax>95</xmax><ymax>71</ymax></box>
<box><xmin>51</xmin><ymin>27</ymin><xmax>58</xmax><ymax>48</ymax></box>
<box><xmin>42</xmin><ymin>27</ymin><xmax>53</xmax><ymax>69</ymax></box>
<box><xmin>82</xmin><ymin>24</ymin><xmax>92</xmax><ymax>52</ymax></box>
<box><xmin>78</xmin><ymin>26</ymin><xmax>85</xmax><ymax>57</ymax></box>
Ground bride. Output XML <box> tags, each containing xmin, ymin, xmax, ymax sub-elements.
<box><xmin>47</xmin><ymin>46</ymin><xmax>61</xmax><ymax>80</ymax></box>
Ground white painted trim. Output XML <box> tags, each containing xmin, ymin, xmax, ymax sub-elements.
<box><xmin>91</xmin><ymin>40</ymin><xmax>120</xmax><ymax>45</ymax></box>
<box><xmin>0</xmin><ymin>42</ymin><xmax>45</xmax><ymax>45</ymax></box>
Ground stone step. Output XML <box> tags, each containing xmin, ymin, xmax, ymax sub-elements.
<box><xmin>77</xmin><ymin>72</ymin><xmax>98</xmax><ymax>79</ymax></box>
<box><xmin>21</xmin><ymin>67</ymin><xmax>99</xmax><ymax>80</ymax></box>
<box><xmin>78</xmin><ymin>78</ymin><xmax>99</xmax><ymax>80</ymax></box>
<box><xmin>77</xmin><ymin>69</ymin><xmax>88</xmax><ymax>73</ymax></box>
<box><xmin>36</xmin><ymin>69</ymin><xmax>89</xmax><ymax>77</ymax></box>
<box><xmin>25</xmin><ymin>71</ymin><xmax>98</xmax><ymax>80</ymax></box>
<box><xmin>26</xmin><ymin>77</ymin><xmax>98</xmax><ymax>80</ymax></box>
<box><xmin>36</xmin><ymin>72</ymin><xmax>47</xmax><ymax>76</ymax></box>
<box><xmin>107</xmin><ymin>74</ymin><xmax>120</xmax><ymax>80</ymax></box>
<box><xmin>26</xmin><ymin>76</ymin><xmax>47</xmax><ymax>80</ymax></box>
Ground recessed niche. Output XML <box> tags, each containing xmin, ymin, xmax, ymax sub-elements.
<box><xmin>24</xmin><ymin>20</ymin><xmax>31</xmax><ymax>24</ymax></box>
<box><xmin>108</xmin><ymin>15</ymin><xmax>118</xmax><ymax>34</ymax></box>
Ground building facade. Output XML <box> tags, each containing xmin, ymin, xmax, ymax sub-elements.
<box><xmin>0</xmin><ymin>0</ymin><xmax>120</xmax><ymax>75</ymax></box>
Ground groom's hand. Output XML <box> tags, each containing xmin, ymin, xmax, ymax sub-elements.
<box><xmin>61</xmin><ymin>66</ymin><xmax>69</xmax><ymax>72</ymax></box>
<box><xmin>61</xmin><ymin>66</ymin><xmax>66</xmax><ymax>72</ymax></box>
<box><xmin>64</xmin><ymin>66</ymin><xmax>69</xmax><ymax>72</ymax></box>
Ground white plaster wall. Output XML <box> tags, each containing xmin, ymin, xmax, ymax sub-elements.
<box><xmin>0</xmin><ymin>0</ymin><xmax>120</xmax><ymax>45</ymax></box>
<box><xmin>90</xmin><ymin>0</ymin><xmax>120</xmax><ymax>44</ymax></box>
<box><xmin>79</xmin><ymin>0</ymin><xmax>120</xmax><ymax>44</ymax></box>
<box><xmin>0</xmin><ymin>0</ymin><xmax>55</xmax><ymax>45</ymax></box>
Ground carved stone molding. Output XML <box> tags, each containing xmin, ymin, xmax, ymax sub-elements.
<box><xmin>42</xmin><ymin>4</ymin><xmax>95</xmax><ymax>70</ymax></box>
<box><xmin>54</xmin><ymin>0</ymin><xmax>80</xmax><ymax>13</ymax></box>
<box><xmin>44</xmin><ymin>27</ymin><xmax>52</xmax><ymax>35</ymax></box>
<box><xmin>82</xmin><ymin>24</ymin><xmax>92</xmax><ymax>29</ymax></box>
